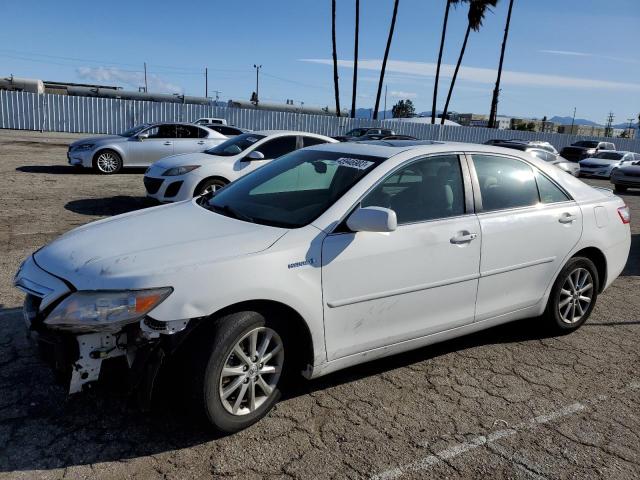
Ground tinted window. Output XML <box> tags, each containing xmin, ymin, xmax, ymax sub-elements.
<box><xmin>204</xmin><ymin>150</ymin><xmax>384</xmax><ymax>228</ymax></box>
<box><xmin>145</xmin><ymin>125</ymin><xmax>176</xmax><ymax>139</ymax></box>
<box><xmin>205</xmin><ymin>133</ymin><xmax>266</xmax><ymax>156</ymax></box>
<box><xmin>594</xmin><ymin>152</ymin><xmax>624</xmax><ymax>160</ymax></box>
<box><xmin>536</xmin><ymin>172</ymin><xmax>569</xmax><ymax>204</ymax></box>
<box><xmin>574</xmin><ymin>141</ymin><xmax>599</xmax><ymax>148</ymax></box>
<box><xmin>472</xmin><ymin>155</ymin><xmax>539</xmax><ymax>212</ymax></box>
<box><xmin>362</xmin><ymin>155</ymin><xmax>464</xmax><ymax>224</ymax></box>
<box><xmin>175</xmin><ymin>125</ymin><xmax>202</xmax><ymax>138</ymax></box>
<box><xmin>256</xmin><ymin>136</ymin><xmax>298</xmax><ymax>159</ymax></box>
<box><xmin>303</xmin><ymin>136</ymin><xmax>330</xmax><ymax>147</ymax></box>
<box><xmin>119</xmin><ymin>124</ymin><xmax>149</xmax><ymax>137</ymax></box>
<box><xmin>211</xmin><ymin>126</ymin><xmax>242</xmax><ymax>135</ymax></box>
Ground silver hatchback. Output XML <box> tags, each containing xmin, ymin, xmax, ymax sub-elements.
<box><xmin>67</xmin><ymin>122</ymin><xmax>228</xmax><ymax>174</ymax></box>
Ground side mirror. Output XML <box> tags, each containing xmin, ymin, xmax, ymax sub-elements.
<box><xmin>245</xmin><ymin>150</ymin><xmax>265</xmax><ymax>161</ymax></box>
<box><xmin>137</xmin><ymin>132</ymin><xmax>149</xmax><ymax>141</ymax></box>
<box><xmin>347</xmin><ymin>207</ymin><xmax>397</xmax><ymax>233</ymax></box>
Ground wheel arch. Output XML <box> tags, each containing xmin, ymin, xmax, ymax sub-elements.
<box><xmin>188</xmin><ymin>299</ymin><xmax>315</xmax><ymax>375</ymax></box>
<box><xmin>92</xmin><ymin>147</ymin><xmax>124</xmax><ymax>168</ymax></box>
<box><xmin>194</xmin><ymin>176</ymin><xmax>230</xmax><ymax>195</ymax></box>
<box><xmin>572</xmin><ymin>246</ymin><xmax>607</xmax><ymax>293</ymax></box>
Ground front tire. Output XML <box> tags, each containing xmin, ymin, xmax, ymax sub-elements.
<box><xmin>194</xmin><ymin>177</ymin><xmax>228</xmax><ymax>197</ymax></box>
<box><xmin>544</xmin><ymin>257</ymin><xmax>599</xmax><ymax>333</ymax></box>
<box><xmin>614</xmin><ymin>185</ymin><xmax>627</xmax><ymax>193</ymax></box>
<box><xmin>93</xmin><ymin>150</ymin><xmax>123</xmax><ymax>174</ymax></box>
<box><xmin>188</xmin><ymin>311</ymin><xmax>286</xmax><ymax>433</ymax></box>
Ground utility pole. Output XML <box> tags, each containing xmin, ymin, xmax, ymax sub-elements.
<box><xmin>605</xmin><ymin>111</ymin><xmax>614</xmax><ymax>137</ymax></box>
<box><xmin>253</xmin><ymin>64</ymin><xmax>262</xmax><ymax>106</ymax></box>
<box><xmin>383</xmin><ymin>85</ymin><xmax>387</xmax><ymax>120</ymax></box>
<box><xmin>205</xmin><ymin>67</ymin><xmax>208</xmax><ymax>98</ymax></box>
<box><xmin>143</xmin><ymin>62</ymin><xmax>148</xmax><ymax>92</ymax></box>
<box><xmin>570</xmin><ymin>107</ymin><xmax>576</xmax><ymax>133</ymax></box>
<box><xmin>213</xmin><ymin>90</ymin><xmax>221</xmax><ymax>102</ymax></box>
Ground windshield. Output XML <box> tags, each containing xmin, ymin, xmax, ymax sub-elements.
<box><xmin>119</xmin><ymin>124</ymin><xmax>149</xmax><ymax>137</ymax></box>
<box><xmin>574</xmin><ymin>141</ymin><xmax>599</xmax><ymax>148</ymax></box>
<box><xmin>205</xmin><ymin>133</ymin><xmax>266</xmax><ymax>156</ymax></box>
<box><xmin>345</xmin><ymin>128</ymin><xmax>368</xmax><ymax>137</ymax></box>
<box><xmin>594</xmin><ymin>152</ymin><xmax>623</xmax><ymax>160</ymax></box>
<box><xmin>200</xmin><ymin>149</ymin><xmax>385</xmax><ymax>228</ymax></box>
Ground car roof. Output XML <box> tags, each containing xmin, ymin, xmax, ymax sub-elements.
<box><xmin>253</xmin><ymin>130</ymin><xmax>335</xmax><ymax>139</ymax></box>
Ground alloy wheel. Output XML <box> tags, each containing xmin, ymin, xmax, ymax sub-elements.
<box><xmin>96</xmin><ymin>152</ymin><xmax>120</xmax><ymax>173</ymax></box>
<box><xmin>219</xmin><ymin>327</ymin><xmax>284</xmax><ymax>416</ymax></box>
<box><xmin>558</xmin><ymin>267</ymin><xmax>593</xmax><ymax>324</ymax></box>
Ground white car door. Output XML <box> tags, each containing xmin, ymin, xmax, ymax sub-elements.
<box><xmin>173</xmin><ymin>125</ymin><xmax>210</xmax><ymax>155</ymax></box>
<box><xmin>469</xmin><ymin>153</ymin><xmax>582</xmax><ymax>321</ymax></box>
<box><xmin>322</xmin><ymin>154</ymin><xmax>481</xmax><ymax>360</ymax></box>
<box><xmin>125</xmin><ymin>125</ymin><xmax>175</xmax><ymax>166</ymax></box>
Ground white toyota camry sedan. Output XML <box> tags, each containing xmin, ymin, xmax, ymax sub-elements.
<box><xmin>15</xmin><ymin>140</ymin><xmax>630</xmax><ymax>433</ymax></box>
<box><xmin>143</xmin><ymin>130</ymin><xmax>336</xmax><ymax>202</ymax></box>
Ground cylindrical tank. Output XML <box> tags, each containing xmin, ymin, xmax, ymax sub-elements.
<box><xmin>227</xmin><ymin>99</ymin><xmax>348</xmax><ymax>116</ymax></box>
<box><xmin>0</xmin><ymin>76</ymin><xmax>45</xmax><ymax>94</ymax></box>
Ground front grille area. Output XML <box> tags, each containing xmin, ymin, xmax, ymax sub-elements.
<box><xmin>144</xmin><ymin>177</ymin><xmax>164</xmax><ymax>194</ymax></box>
<box><xmin>164</xmin><ymin>181</ymin><xmax>183</xmax><ymax>198</ymax></box>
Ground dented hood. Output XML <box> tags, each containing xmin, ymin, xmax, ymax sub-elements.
<box><xmin>34</xmin><ymin>201</ymin><xmax>286</xmax><ymax>289</ymax></box>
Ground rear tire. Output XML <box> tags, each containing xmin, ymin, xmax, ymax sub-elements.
<box><xmin>194</xmin><ymin>177</ymin><xmax>228</xmax><ymax>197</ymax></box>
<box><xmin>614</xmin><ymin>185</ymin><xmax>627</xmax><ymax>193</ymax></box>
<box><xmin>543</xmin><ymin>257</ymin><xmax>599</xmax><ymax>334</ymax></box>
<box><xmin>93</xmin><ymin>150</ymin><xmax>123</xmax><ymax>174</ymax></box>
<box><xmin>187</xmin><ymin>311</ymin><xmax>288</xmax><ymax>433</ymax></box>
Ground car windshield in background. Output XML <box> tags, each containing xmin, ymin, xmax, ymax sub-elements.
<box><xmin>201</xmin><ymin>149</ymin><xmax>385</xmax><ymax>228</ymax></box>
<box><xmin>205</xmin><ymin>133</ymin><xmax>266</xmax><ymax>156</ymax></box>
<box><xmin>345</xmin><ymin>129</ymin><xmax>368</xmax><ymax>137</ymax></box>
<box><xmin>119</xmin><ymin>124</ymin><xmax>149</xmax><ymax>137</ymax></box>
<box><xmin>574</xmin><ymin>141</ymin><xmax>599</xmax><ymax>148</ymax></box>
<box><xmin>594</xmin><ymin>152</ymin><xmax>624</xmax><ymax>160</ymax></box>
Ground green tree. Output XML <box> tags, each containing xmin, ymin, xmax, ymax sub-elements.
<box><xmin>392</xmin><ymin>99</ymin><xmax>416</xmax><ymax>118</ymax></box>
<box><xmin>432</xmin><ymin>0</ymin><xmax>466</xmax><ymax>124</ymax></box>
<box><xmin>373</xmin><ymin>0</ymin><xmax>400</xmax><ymax>119</ymax></box>
<box><xmin>441</xmin><ymin>0</ymin><xmax>499</xmax><ymax>124</ymax></box>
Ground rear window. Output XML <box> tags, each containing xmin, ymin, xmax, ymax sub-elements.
<box><xmin>594</xmin><ymin>152</ymin><xmax>624</xmax><ymax>160</ymax></box>
<box><xmin>573</xmin><ymin>141</ymin><xmax>599</xmax><ymax>148</ymax></box>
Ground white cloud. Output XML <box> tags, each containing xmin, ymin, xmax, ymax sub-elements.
<box><xmin>299</xmin><ymin>58</ymin><xmax>640</xmax><ymax>91</ymax></box>
<box><xmin>389</xmin><ymin>90</ymin><xmax>417</xmax><ymax>99</ymax></box>
<box><xmin>76</xmin><ymin>66</ymin><xmax>183</xmax><ymax>93</ymax></box>
<box><xmin>539</xmin><ymin>49</ymin><xmax>592</xmax><ymax>58</ymax></box>
<box><xmin>539</xmin><ymin>50</ymin><xmax>637</xmax><ymax>64</ymax></box>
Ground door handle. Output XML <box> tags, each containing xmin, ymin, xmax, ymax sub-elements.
<box><xmin>197</xmin><ymin>141</ymin><xmax>205</xmax><ymax>145</ymax></box>
<box><xmin>558</xmin><ymin>212</ymin><xmax>577</xmax><ymax>224</ymax></box>
<box><xmin>450</xmin><ymin>231</ymin><xmax>478</xmax><ymax>244</ymax></box>
<box><xmin>163</xmin><ymin>141</ymin><xmax>172</xmax><ymax>146</ymax></box>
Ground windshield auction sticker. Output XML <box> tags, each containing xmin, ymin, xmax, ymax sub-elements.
<box><xmin>334</xmin><ymin>157</ymin><xmax>374</xmax><ymax>170</ymax></box>
<box><xmin>246</xmin><ymin>137</ymin><xmax>259</xmax><ymax>143</ymax></box>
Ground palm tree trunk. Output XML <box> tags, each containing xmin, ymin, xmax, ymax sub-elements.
<box><xmin>488</xmin><ymin>0</ymin><xmax>514</xmax><ymax>127</ymax></box>
<box><xmin>432</xmin><ymin>1</ymin><xmax>452</xmax><ymax>124</ymax></box>
<box><xmin>441</xmin><ymin>23</ymin><xmax>470</xmax><ymax>124</ymax></box>
<box><xmin>373</xmin><ymin>0</ymin><xmax>400</xmax><ymax>120</ymax></box>
<box><xmin>331</xmin><ymin>0</ymin><xmax>341</xmax><ymax>117</ymax></box>
<box><xmin>350</xmin><ymin>0</ymin><xmax>360</xmax><ymax>118</ymax></box>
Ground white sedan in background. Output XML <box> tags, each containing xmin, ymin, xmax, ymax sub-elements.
<box><xmin>143</xmin><ymin>130</ymin><xmax>336</xmax><ymax>202</ymax></box>
<box><xmin>15</xmin><ymin>140</ymin><xmax>630</xmax><ymax>433</ymax></box>
<box><xmin>579</xmin><ymin>151</ymin><xmax>640</xmax><ymax>178</ymax></box>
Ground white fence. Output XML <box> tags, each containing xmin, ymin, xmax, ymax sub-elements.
<box><xmin>1</xmin><ymin>90</ymin><xmax>638</xmax><ymax>152</ymax></box>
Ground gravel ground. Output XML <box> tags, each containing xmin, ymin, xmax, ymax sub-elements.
<box><xmin>0</xmin><ymin>130</ymin><xmax>639</xmax><ymax>479</ymax></box>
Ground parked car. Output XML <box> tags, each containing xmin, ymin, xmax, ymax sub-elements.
<box><xmin>610</xmin><ymin>158</ymin><xmax>640</xmax><ymax>192</ymax></box>
<box><xmin>560</xmin><ymin>141</ymin><xmax>616</xmax><ymax>162</ymax></box>
<box><xmin>203</xmin><ymin>124</ymin><xmax>251</xmax><ymax>137</ymax></box>
<box><xmin>15</xmin><ymin>141</ymin><xmax>630</xmax><ymax>433</ymax></box>
<box><xmin>333</xmin><ymin>127</ymin><xmax>395</xmax><ymax>142</ymax></box>
<box><xmin>194</xmin><ymin>117</ymin><xmax>227</xmax><ymax>126</ymax></box>
<box><xmin>578</xmin><ymin>151</ymin><xmax>639</xmax><ymax>178</ymax></box>
<box><xmin>484</xmin><ymin>139</ymin><xmax>558</xmax><ymax>154</ymax></box>
<box><xmin>493</xmin><ymin>141</ymin><xmax>579</xmax><ymax>176</ymax></box>
<box><xmin>67</xmin><ymin>123</ymin><xmax>228</xmax><ymax>174</ymax></box>
<box><xmin>143</xmin><ymin>131</ymin><xmax>336</xmax><ymax>201</ymax></box>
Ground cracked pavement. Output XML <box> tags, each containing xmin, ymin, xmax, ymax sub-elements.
<box><xmin>0</xmin><ymin>130</ymin><xmax>639</xmax><ymax>479</ymax></box>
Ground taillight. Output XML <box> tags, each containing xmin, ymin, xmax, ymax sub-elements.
<box><xmin>617</xmin><ymin>206</ymin><xmax>630</xmax><ymax>224</ymax></box>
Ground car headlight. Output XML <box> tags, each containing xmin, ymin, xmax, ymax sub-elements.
<box><xmin>162</xmin><ymin>165</ymin><xmax>200</xmax><ymax>176</ymax></box>
<box><xmin>74</xmin><ymin>143</ymin><xmax>95</xmax><ymax>151</ymax></box>
<box><xmin>44</xmin><ymin>288</ymin><xmax>173</xmax><ymax>332</ymax></box>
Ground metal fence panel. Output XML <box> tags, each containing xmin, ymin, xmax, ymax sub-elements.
<box><xmin>0</xmin><ymin>90</ymin><xmax>638</xmax><ymax>152</ymax></box>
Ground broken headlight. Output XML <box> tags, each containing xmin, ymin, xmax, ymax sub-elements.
<box><xmin>44</xmin><ymin>288</ymin><xmax>173</xmax><ymax>332</ymax></box>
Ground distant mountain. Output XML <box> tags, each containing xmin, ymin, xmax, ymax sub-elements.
<box><xmin>549</xmin><ymin>116</ymin><xmax>601</xmax><ymax>127</ymax></box>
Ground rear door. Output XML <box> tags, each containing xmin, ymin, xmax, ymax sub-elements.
<box><xmin>469</xmin><ymin>153</ymin><xmax>582</xmax><ymax>321</ymax></box>
<box><xmin>174</xmin><ymin>125</ymin><xmax>211</xmax><ymax>154</ymax></box>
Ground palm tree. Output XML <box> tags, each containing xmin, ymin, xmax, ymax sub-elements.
<box><xmin>331</xmin><ymin>0</ymin><xmax>341</xmax><ymax>117</ymax></box>
<box><xmin>441</xmin><ymin>0</ymin><xmax>498</xmax><ymax>124</ymax></box>
<box><xmin>488</xmin><ymin>0</ymin><xmax>514</xmax><ymax>128</ymax></box>
<box><xmin>431</xmin><ymin>0</ymin><xmax>465</xmax><ymax>124</ymax></box>
<box><xmin>373</xmin><ymin>0</ymin><xmax>400</xmax><ymax>120</ymax></box>
<box><xmin>350</xmin><ymin>0</ymin><xmax>360</xmax><ymax>118</ymax></box>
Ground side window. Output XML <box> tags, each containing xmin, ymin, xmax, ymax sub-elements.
<box><xmin>196</xmin><ymin>127</ymin><xmax>210</xmax><ymax>138</ymax></box>
<box><xmin>536</xmin><ymin>172</ymin><xmax>569</xmax><ymax>204</ymax></box>
<box><xmin>472</xmin><ymin>154</ymin><xmax>539</xmax><ymax>212</ymax></box>
<box><xmin>255</xmin><ymin>136</ymin><xmax>298</xmax><ymax>159</ymax></box>
<box><xmin>303</xmin><ymin>136</ymin><xmax>330</xmax><ymax>147</ymax></box>
<box><xmin>147</xmin><ymin>125</ymin><xmax>176</xmax><ymax>139</ymax></box>
<box><xmin>361</xmin><ymin>155</ymin><xmax>465</xmax><ymax>224</ymax></box>
<box><xmin>175</xmin><ymin>125</ymin><xmax>201</xmax><ymax>138</ymax></box>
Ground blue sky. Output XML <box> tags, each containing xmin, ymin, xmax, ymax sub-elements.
<box><xmin>1</xmin><ymin>0</ymin><xmax>638</xmax><ymax>123</ymax></box>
